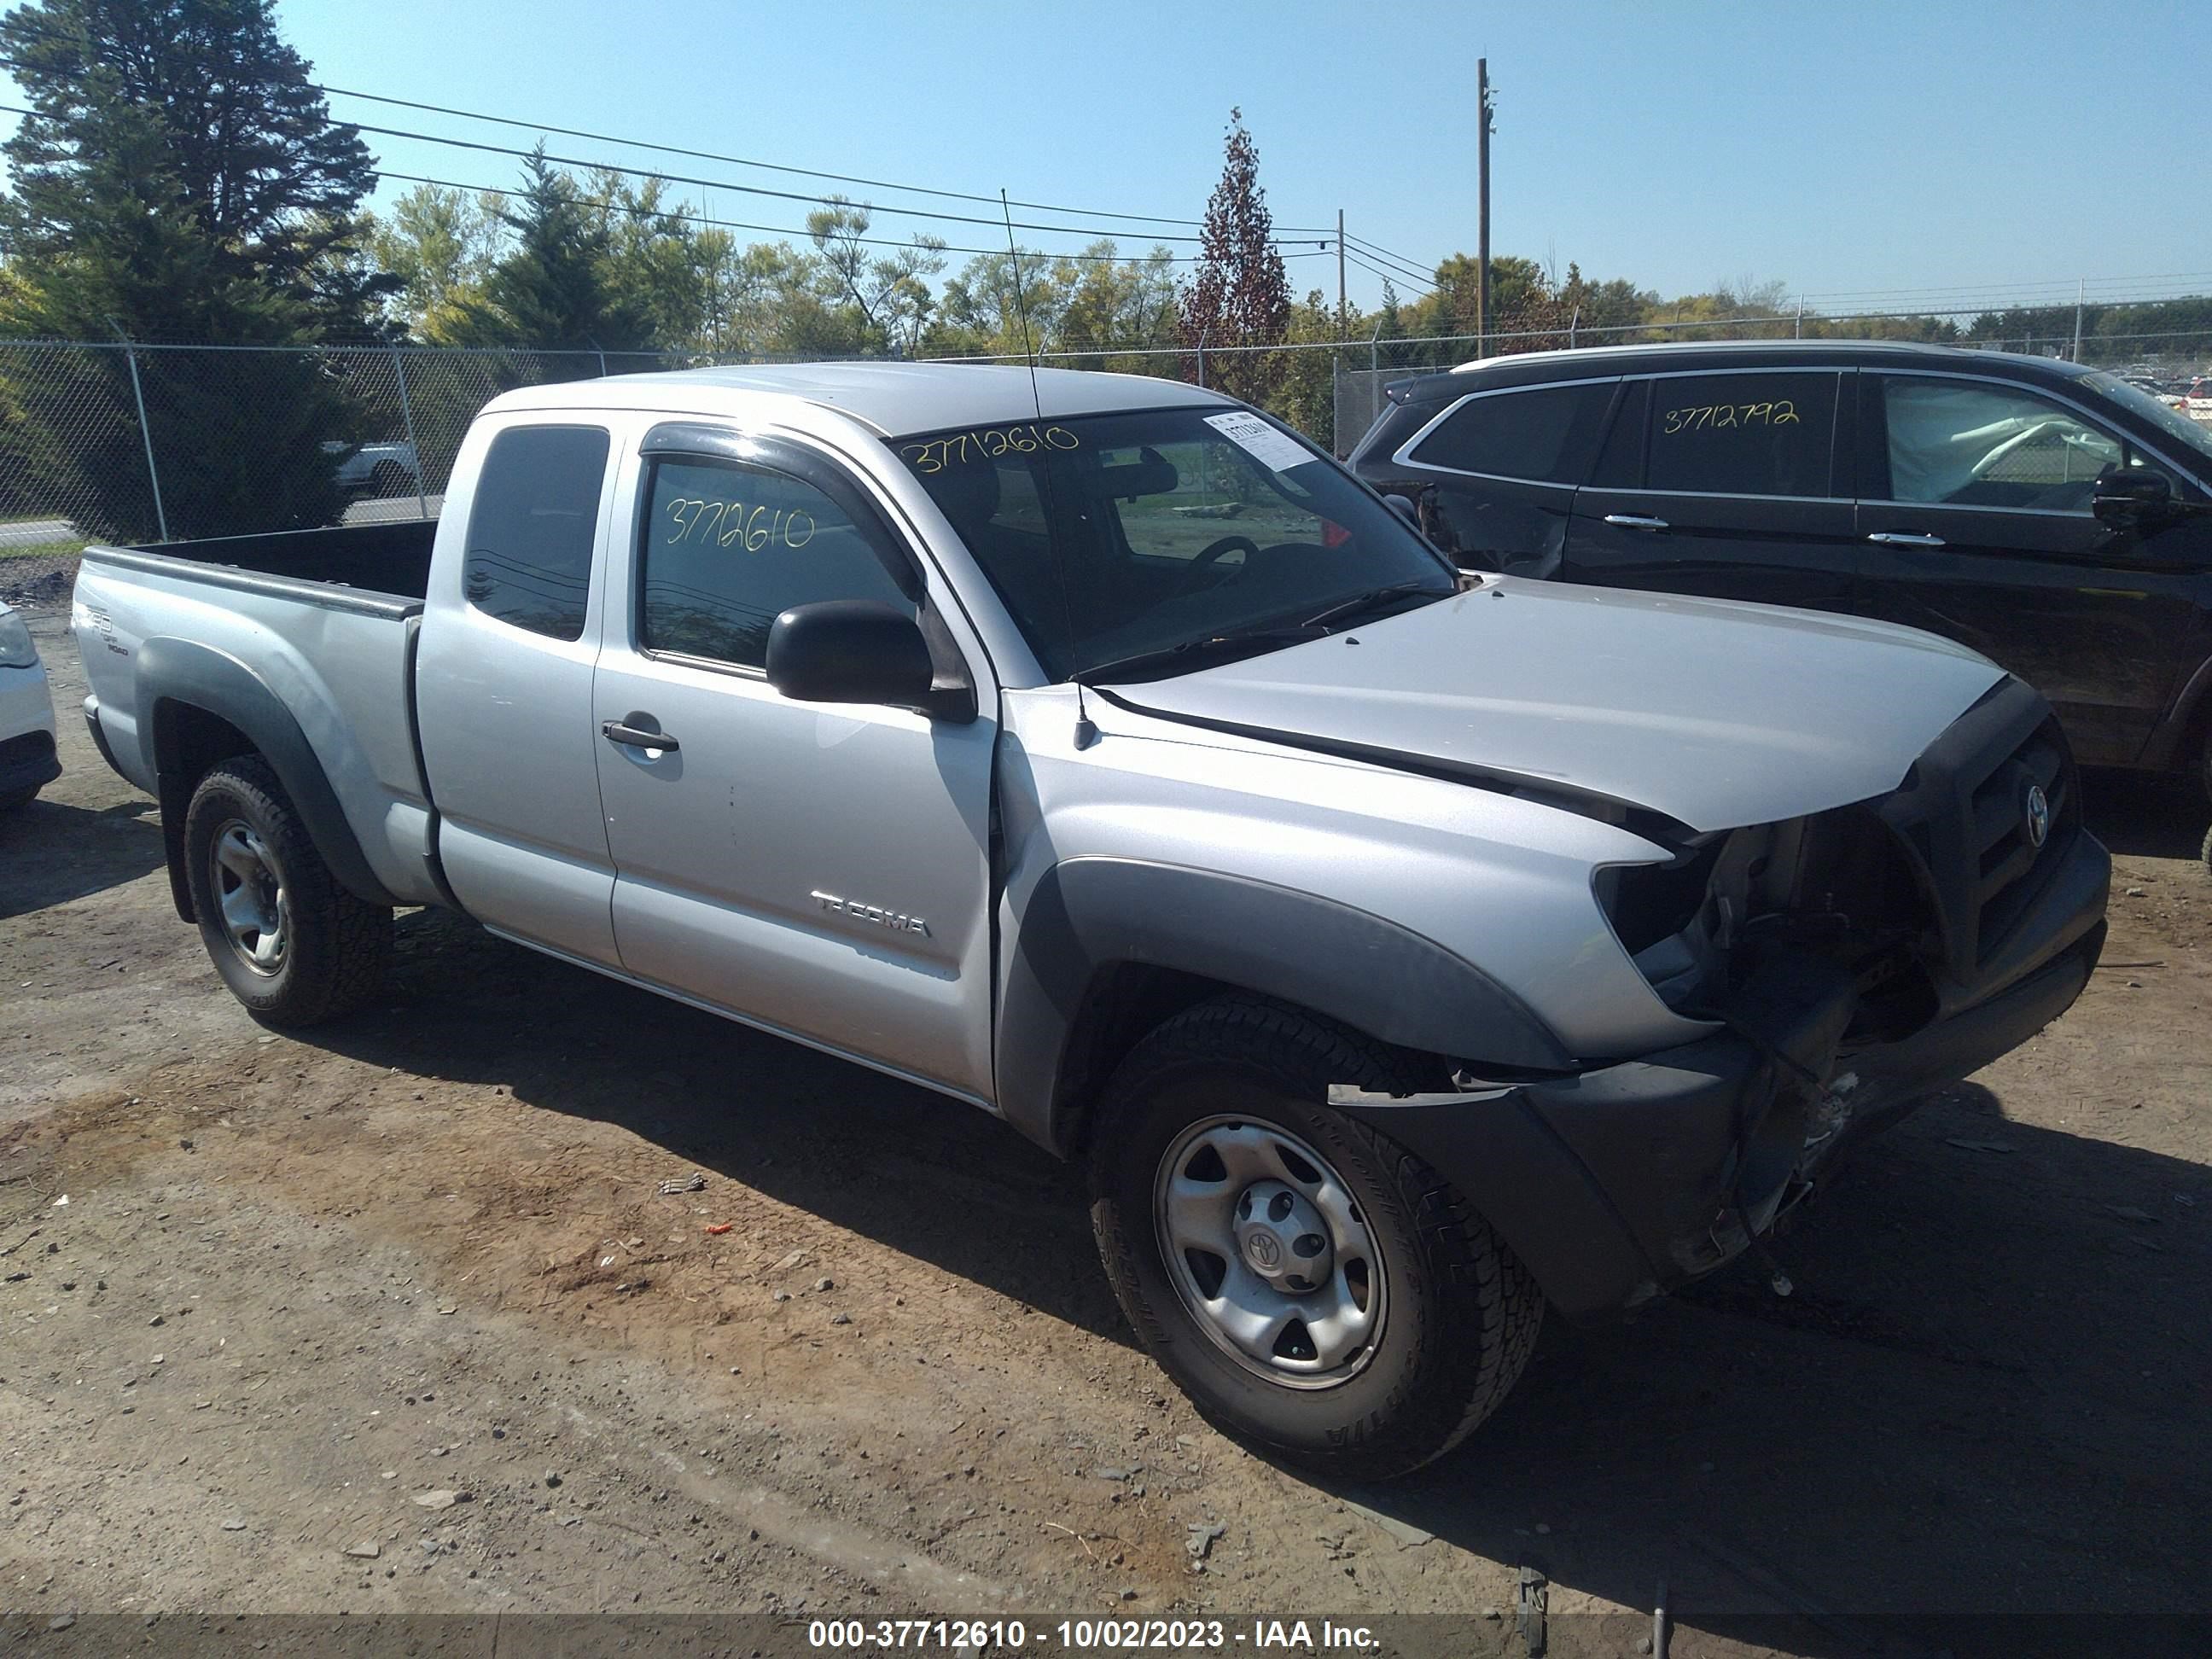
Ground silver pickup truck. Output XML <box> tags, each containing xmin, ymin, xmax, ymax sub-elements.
<box><xmin>71</xmin><ymin>364</ymin><xmax>2110</xmax><ymax>1477</ymax></box>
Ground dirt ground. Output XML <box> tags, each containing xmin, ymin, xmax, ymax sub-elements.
<box><xmin>3</xmin><ymin>584</ymin><xmax>2208</xmax><ymax>1656</ymax></box>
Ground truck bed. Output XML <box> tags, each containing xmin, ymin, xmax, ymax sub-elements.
<box><xmin>95</xmin><ymin>519</ymin><xmax>438</xmax><ymax>606</ymax></box>
<box><xmin>73</xmin><ymin>516</ymin><xmax>450</xmax><ymax>911</ymax></box>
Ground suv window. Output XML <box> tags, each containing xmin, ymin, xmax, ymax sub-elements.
<box><xmin>1644</xmin><ymin>372</ymin><xmax>1838</xmax><ymax>498</ymax></box>
<box><xmin>462</xmin><ymin>425</ymin><xmax>610</xmax><ymax>641</ymax></box>
<box><xmin>1409</xmin><ymin>382</ymin><xmax>1615</xmax><ymax>484</ymax></box>
<box><xmin>1878</xmin><ymin>376</ymin><xmax>2123</xmax><ymax>511</ymax></box>
<box><xmin>639</xmin><ymin>456</ymin><xmax>915</xmax><ymax>672</ymax></box>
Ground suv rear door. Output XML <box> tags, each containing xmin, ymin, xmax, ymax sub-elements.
<box><xmin>1566</xmin><ymin>367</ymin><xmax>1859</xmax><ymax>611</ymax></box>
<box><xmin>1854</xmin><ymin>370</ymin><xmax>2208</xmax><ymax>766</ymax></box>
<box><xmin>1364</xmin><ymin>378</ymin><xmax>1619</xmax><ymax>576</ymax></box>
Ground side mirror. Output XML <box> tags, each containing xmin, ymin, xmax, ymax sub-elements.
<box><xmin>2093</xmin><ymin>467</ymin><xmax>2174</xmax><ymax>528</ymax></box>
<box><xmin>1383</xmin><ymin>492</ymin><xmax>1419</xmax><ymax>525</ymax></box>
<box><xmin>767</xmin><ymin>600</ymin><xmax>940</xmax><ymax>711</ymax></box>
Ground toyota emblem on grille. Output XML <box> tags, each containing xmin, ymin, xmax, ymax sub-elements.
<box><xmin>2023</xmin><ymin>783</ymin><xmax>2051</xmax><ymax>849</ymax></box>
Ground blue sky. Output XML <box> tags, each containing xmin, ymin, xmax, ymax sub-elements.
<box><xmin>12</xmin><ymin>0</ymin><xmax>2212</xmax><ymax>316</ymax></box>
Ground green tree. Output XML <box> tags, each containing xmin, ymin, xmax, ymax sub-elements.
<box><xmin>369</xmin><ymin>183</ymin><xmax>505</xmax><ymax>340</ymax></box>
<box><xmin>447</xmin><ymin>148</ymin><xmax>655</xmax><ymax>354</ymax></box>
<box><xmin>0</xmin><ymin>0</ymin><xmax>393</xmax><ymax>539</ymax></box>
<box><xmin>806</xmin><ymin>198</ymin><xmax>946</xmax><ymax>356</ymax></box>
<box><xmin>1179</xmin><ymin>109</ymin><xmax>1292</xmax><ymax>405</ymax></box>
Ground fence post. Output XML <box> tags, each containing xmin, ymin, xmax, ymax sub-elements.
<box><xmin>1794</xmin><ymin>294</ymin><xmax>1804</xmax><ymax>339</ymax></box>
<box><xmin>108</xmin><ymin>319</ymin><xmax>169</xmax><ymax>544</ymax></box>
<box><xmin>1196</xmin><ymin>329</ymin><xmax>1208</xmax><ymax>390</ymax></box>
<box><xmin>389</xmin><ymin>346</ymin><xmax>430</xmax><ymax>521</ymax></box>
<box><xmin>1370</xmin><ymin>320</ymin><xmax>1382</xmax><ymax>377</ymax></box>
<box><xmin>1569</xmin><ymin>306</ymin><xmax>1580</xmax><ymax>349</ymax></box>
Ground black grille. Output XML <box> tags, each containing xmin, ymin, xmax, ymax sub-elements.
<box><xmin>1967</xmin><ymin>719</ymin><xmax>2075</xmax><ymax>964</ymax></box>
<box><xmin>1872</xmin><ymin>678</ymin><xmax>2075</xmax><ymax>992</ymax></box>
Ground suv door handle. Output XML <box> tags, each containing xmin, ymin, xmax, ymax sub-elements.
<box><xmin>1602</xmin><ymin>514</ymin><xmax>1668</xmax><ymax>532</ymax></box>
<box><xmin>602</xmin><ymin>720</ymin><xmax>679</xmax><ymax>753</ymax></box>
<box><xmin>1866</xmin><ymin>531</ymin><xmax>1947</xmax><ymax>548</ymax></box>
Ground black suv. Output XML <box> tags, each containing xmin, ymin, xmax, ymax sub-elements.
<box><xmin>1349</xmin><ymin>341</ymin><xmax>2212</xmax><ymax>802</ymax></box>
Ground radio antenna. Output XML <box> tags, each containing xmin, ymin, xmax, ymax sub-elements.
<box><xmin>999</xmin><ymin>188</ymin><xmax>1097</xmax><ymax>748</ymax></box>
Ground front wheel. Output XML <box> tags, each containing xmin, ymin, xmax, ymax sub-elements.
<box><xmin>1088</xmin><ymin>998</ymin><xmax>1542</xmax><ymax>1480</ymax></box>
<box><xmin>183</xmin><ymin>756</ymin><xmax>391</xmax><ymax>1026</ymax></box>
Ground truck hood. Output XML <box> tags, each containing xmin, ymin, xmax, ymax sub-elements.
<box><xmin>1107</xmin><ymin>578</ymin><xmax>2008</xmax><ymax>835</ymax></box>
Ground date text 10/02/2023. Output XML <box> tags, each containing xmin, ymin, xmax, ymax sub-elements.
<box><xmin>805</xmin><ymin>1619</ymin><xmax>1381</xmax><ymax>1650</ymax></box>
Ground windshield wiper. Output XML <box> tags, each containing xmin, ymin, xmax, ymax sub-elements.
<box><xmin>1299</xmin><ymin>579</ymin><xmax>1449</xmax><ymax>631</ymax></box>
<box><xmin>1074</xmin><ymin>626</ymin><xmax>1328</xmax><ymax>686</ymax></box>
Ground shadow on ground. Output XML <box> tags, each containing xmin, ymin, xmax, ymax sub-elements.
<box><xmin>0</xmin><ymin>796</ymin><xmax>165</xmax><ymax>917</ymax></box>
<box><xmin>278</xmin><ymin>905</ymin><xmax>2212</xmax><ymax>1650</ymax></box>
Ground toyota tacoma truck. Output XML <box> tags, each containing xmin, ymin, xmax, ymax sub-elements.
<box><xmin>70</xmin><ymin>364</ymin><xmax>2110</xmax><ymax>1478</ymax></box>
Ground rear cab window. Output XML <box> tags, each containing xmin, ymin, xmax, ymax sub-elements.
<box><xmin>462</xmin><ymin>425</ymin><xmax>612</xmax><ymax>640</ymax></box>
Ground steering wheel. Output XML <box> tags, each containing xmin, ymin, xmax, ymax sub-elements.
<box><xmin>1176</xmin><ymin>534</ymin><xmax>1261</xmax><ymax>597</ymax></box>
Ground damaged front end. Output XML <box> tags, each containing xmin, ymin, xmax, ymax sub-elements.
<box><xmin>1333</xmin><ymin>678</ymin><xmax>2110</xmax><ymax>1322</ymax></box>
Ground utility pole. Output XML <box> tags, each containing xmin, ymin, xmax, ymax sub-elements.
<box><xmin>1336</xmin><ymin>207</ymin><xmax>1348</xmax><ymax>328</ymax></box>
<box><xmin>1476</xmin><ymin>59</ymin><xmax>1493</xmax><ymax>358</ymax></box>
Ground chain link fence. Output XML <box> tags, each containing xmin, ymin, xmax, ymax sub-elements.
<box><xmin>4</xmin><ymin>308</ymin><xmax>2209</xmax><ymax>572</ymax></box>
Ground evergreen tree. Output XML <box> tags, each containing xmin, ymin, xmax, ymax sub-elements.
<box><xmin>448</xmin><ymin>149</ymin><xmax>655</xmax><ymax>356</ymax></box>
<box><xmin>0</xmin><ymin>0</ymin><xmax>393</xmax><ymax>539</ymax></box>
<box><xmin>1179</xmin><ymin>109</ymin><xmax>1291</xmax><ymax>405</ymax></box>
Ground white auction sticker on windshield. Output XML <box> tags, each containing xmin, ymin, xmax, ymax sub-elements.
<box><xmin>1202</xmin><ymin>410</ymin><xmax>1316</xmax><ymax>474</ymax></box>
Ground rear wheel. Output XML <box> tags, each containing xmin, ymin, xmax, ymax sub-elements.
<box><xmin>183</xmin><ymin>756</ymin><xmax>390</xmax><ymax>1026</ymax></box>
<box><xmin>1088</xmin><ymin>997</ymin><xmax>1542</xmax><ymax>1480</ymax></box>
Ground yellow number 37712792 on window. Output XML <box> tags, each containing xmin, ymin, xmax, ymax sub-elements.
<box><xmin>1661</xmin><ymin>400</ymin><xmax>1800</xmax><ymax>435</ymax></box>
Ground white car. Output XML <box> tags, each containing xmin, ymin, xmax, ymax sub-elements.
<box><xmin>0</xmin><ymin>601</ymin><xmax>61</xmax><ymax>810</ymax></box>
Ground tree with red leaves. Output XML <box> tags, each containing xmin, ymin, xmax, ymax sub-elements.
<box><xmin>1179</xmin><ymin>109</ymin><xmax>1292</xmax><ymax>406</ymax></box>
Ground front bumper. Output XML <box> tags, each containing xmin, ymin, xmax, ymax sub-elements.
<box><xmin>1332</xmin><ymin>830</ymin><xmax>2109</xmax><ymax>1322</ymax></box>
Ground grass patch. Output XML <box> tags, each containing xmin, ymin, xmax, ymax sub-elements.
<box><xmin>0</xmin><ymin>538</ymin><xmax>85</xmax><ymax>561</ymax></box>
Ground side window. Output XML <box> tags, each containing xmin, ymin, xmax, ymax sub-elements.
<box><xmin>1879</xmin><ymin>377</ymin><xmax>2123</xmax><ymax>511</ymax></box>
<box><xmin>1646</xmin><ymin>373</ymin><xmax>1838</xmax><ymax>498</ymax></box>
<box><xmin>639</xmin><ymin>457</ymin><xmax>915</xmax><ymax>672</ymax></box>
<box><xmin>1409</xmin><ymin>382</ymin><xmax>1617</xmax><ymax>484</ymax></box>
<box><xmin>463</xmin><ymin>425</ymin><xmax>611</xmax><ymax>641</ymax></box>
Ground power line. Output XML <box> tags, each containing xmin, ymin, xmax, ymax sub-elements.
<box><xmin>0</xmin><ymin>14</ymin><xmax>1342</xmax><ymax>240</ymax></box>
<box><xmin>375</xmin><ymin>170</ymin><xmax>1235</xmax><ymax>264</ymax></box>
<box><xmin>1341</xmin><ymin>239</ymin><xmax>1436</xmax><ymax>286</ymax></box>
<box><xmin>1342</xmin><ymin>232</ymin><xmax>1436</xmax><ymax>278</ymax></box>
<box><xmin>1343</xmin><ymin>248</ymin><xmax>1433</xmax><ymax>299</ymax></box>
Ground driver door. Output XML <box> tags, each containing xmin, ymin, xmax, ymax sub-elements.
<box><xmin>1854</xmin><ymin>372</ymin><xmax>2202</xmax><ymax>765</ymax></box>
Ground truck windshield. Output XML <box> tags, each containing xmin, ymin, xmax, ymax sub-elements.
<box><xmin>893</xmin><ymin>405</ymin><xmax>1458</xmax><ymax>682</ymax></box>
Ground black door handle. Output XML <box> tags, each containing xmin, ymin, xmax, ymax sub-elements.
<box><xmin>602</xmin><ymin>720</ymin><xmax>678</xmax><ymax>753</ymax></box>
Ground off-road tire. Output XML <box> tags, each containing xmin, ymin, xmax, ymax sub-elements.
<box><xmin>1088</xmin><ymin>996</ymin><xmax>1543</xmax><ymax>1480</ymax></box>
<box><xmin>183</xmin><ymin>756</ymin><xmax>391</xmax><ymax>1026</ymax></box>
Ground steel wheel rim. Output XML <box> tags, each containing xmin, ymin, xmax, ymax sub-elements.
<box><xmin>1153</xmin><ymin>1115</ymin><xmax>1386</xmax><ymax>1390</ymax></box>
<box><xmin>208</xmin><ymin>819</ymin><xmax>288</xmax><ymax>978</ymax></box>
